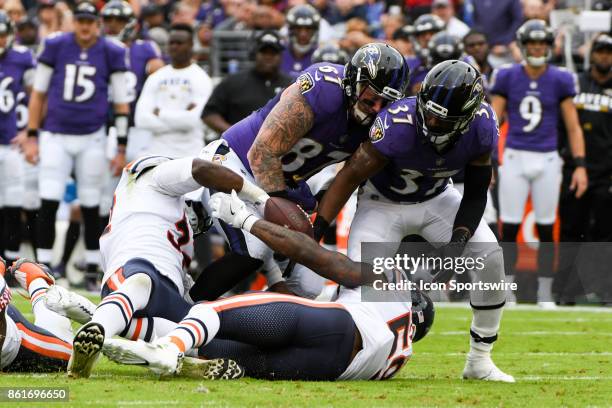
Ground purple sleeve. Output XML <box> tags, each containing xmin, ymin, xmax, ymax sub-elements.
<box><xmin>368</xmin><ymin>111</ymin><xmax>400</xmax><ymax>158</ymax></box>
<box><xmin>106</xmin><ymin>41</ymin><xmax>130</xmax><ymax>73</ymax></box>
<box><xmin>145</xmin><ymin>40</ymin><xmax>162</xmax><ymax>60</ymax></box>
<box><xmin>557</xmin><ymin>69</ymin><xmax>578</xmax><ymax>101</ymax></box>
<box><xmin>509</xmin><ymin>0</ymin><xmax>524</xmax><ymax>43</ymax></box>
<box><xmin>488</xmin><ymin>67</ymin><xmax>509</xmax><ymax>98</ymax></box>
<box><xmin>474</xmin><ymin>104</ymin><xmax>499</xmax><ymax>158</ymax></box>
<box><xmin>37</xmin><ymin>35</ymin><xmax>60</xmax><ymax>67</ymax></box>
<box><xmin>296</xmin><ymin>63</ymin><xmax>344</xmax><ymax>122</ymax></box>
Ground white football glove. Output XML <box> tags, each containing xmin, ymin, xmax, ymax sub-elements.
<box><xmin>238</xmin><ymin>180</ymin><xmax>269</xmax><ymax>215</ymax></box>
<box><xmin>209</xmin><ymin>190</ymin><xmax>260</xmax><ymax>232</ymax></box>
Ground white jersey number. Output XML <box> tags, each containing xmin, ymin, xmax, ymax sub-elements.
<box><xmin>0</xmin><ymin>77</ymin><xmax>15</xmax><ymax>114</ymax></box>
<box><xmin>391</xmin><ymin>169</ymin><xmax>454</xmax><ymax>196</ymax></box>
<box><xmin>375</xmin><ymin>312</ymin><xmax>413</xmax><ymax>380</ymax></box>
<box><xmin>519</xmin><ymin>95</ymin><xmax>542</xmax><ymax>133</ymax></box>
<box><xmin>63</xmin><ymin>64</ymin><xmax>97</xmax><ymax>103</ymax></box>
<box><xmin>282</xmin><ymin>138</ymin><xmax>350</xmax><ymax>173</ymax></box>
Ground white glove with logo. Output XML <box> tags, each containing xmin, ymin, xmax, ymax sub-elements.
<box><xmin>209</xmin><ymin>190</ymin><xmax>260</xmax><ymax>232</ymax></box>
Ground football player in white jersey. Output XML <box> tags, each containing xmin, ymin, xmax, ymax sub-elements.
<box><xmin>67</xmin><ymin>155</ymin><xmax>269</xmax><ymax>378</ymax></box>
<box><xmin>102</xmin><ymin>191</ymin><xmax>434</xmax><ymax>381</ymax></box>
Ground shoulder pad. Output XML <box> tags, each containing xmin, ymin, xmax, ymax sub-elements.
<box><xmin>106</xmin><ymin>37</ymin><xmax>127</xmax><ymax>49</ymax></box>
<box><xmin>11</xmin><ymin>45</ymin><xmax>29</xmax><ymax>54</ymax></box>
<box><xmin>125</xmin><ymin>155</ymin><xmax>173</xmax><ymax>178</ymax></box>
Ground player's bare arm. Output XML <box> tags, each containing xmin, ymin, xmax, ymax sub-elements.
<box><xmin>191</xmin><ymin>158</ymin><xmax>252</xmax><ymax>194</ymax></box>
<box><xmin>560</xmin><ymin>97</ymin><xmax>588</xmax><ymax>198</ymax></box>
<box><xmin>247</xmin><ymin>83</ymin><xmax>314</xmax><ymax>192</ymax></box>
<box><xmin>23</xmin><ymin>90</ymin><xmax>47</xmax><ymax>164</ymax></box>
<box><xmin>316</xmin><ymin>141</ymin><xmax>387</xmax><ymax>230</ymax></box>
<box><xmin>249</xmin><ymin>218</ymin><xmax>374</xmax><ymax>288</ymax></box>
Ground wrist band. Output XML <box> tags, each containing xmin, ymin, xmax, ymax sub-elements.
<box><xmin>573</xmin><ymin>157</ymin><xmax>586</xmax><ymax>168</ymax></box>
<box><xmin>27</xmin><ymin>129</ymin><xmax>39</xmax><ymax>138</ymax></box>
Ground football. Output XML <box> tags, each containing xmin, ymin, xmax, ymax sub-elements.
<box><xmin>264</xmin><ymin>197</ymin><xmax>314</xmax><ymax>238</ymax></box>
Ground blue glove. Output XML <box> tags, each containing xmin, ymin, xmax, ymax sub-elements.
<box><xmin>269</xmin><ymin>180</ymin><xmax>317</xmax><ymax>212</ymax></box>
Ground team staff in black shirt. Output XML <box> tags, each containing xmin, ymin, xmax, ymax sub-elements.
<box><xmin>556</xmin><ymin>34</ymin><xmax>612</xmax><ymax>303</ymax></box>
<box><xmin>202</xmin><ymin>30</ymin><xmax>293</xmax><ymax>134</ymax></box>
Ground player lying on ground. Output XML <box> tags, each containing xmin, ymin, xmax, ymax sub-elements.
<box><xmin>0</xmin><ymin>258</ymin><xmax>89</xmax><ymax>372</ymax></box>
<box><xmin>103</xmin><ymin>191</ymin><xmax>434</xmax><ymax>381</ymax></box>
<box><xmin>67</xmin><ymin>155</ymin><xmax>270</xmax><ymax>379</ymax></box>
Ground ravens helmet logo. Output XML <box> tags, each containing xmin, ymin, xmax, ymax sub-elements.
<box><xmin>297</xmin><ymin>73</ymin><xmax>314</xmax><ymax>94</ymax></box>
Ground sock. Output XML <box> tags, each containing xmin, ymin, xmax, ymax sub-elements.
<box><xmin>28</xmin><ymin>278</ymin><xmax>73</xmax><ymax>343</ymax></box>
<box><xmin>36</xmin><ymin>200</ymin><xmax>60</xmax><ymax>267</ymax></box>
<box><xmin>120</xmin><ymin>317</ymin><xmax>178</xmax><ymax>342</ymax></box>
<box><xmin>90</xmin><ymin>273</ymin><xmax>152</xmax><ymax>338</ymax></box>
<box><xmin>61</xmin><ymin>221</ymin><xmax>81</xmax><ymax>266</ymax></box>
<box><xmin>81</xmin><ymin>206</ymin><xmax>101</xmax><ymax>276</ymax></box>
<box><xmin>164</xmin><ymin>303</ymin><xmax>220</xmax><ymax>353</ymax></box>
<box><xmin>469</xmin><ymin>307</ymin><xmax>503</xmax><ymax>356</ymax></box>
<box><xmin>24</xmin><ymin>209</ymin><xmax>39</xmax><ymax>251</ymax></box>
<box><xmin>3</xmin><ymin>207</ymin><xmax>22</xmax><ymax>261</ymax></box>
<box><xmin>537</xmin><ymin>277</ymin><xmax>554</xmax><ymax>302</ymax></box>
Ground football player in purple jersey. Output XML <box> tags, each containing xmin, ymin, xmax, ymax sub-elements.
<box><xmin>0</xmin><ymin>11</ymin><xmax>35</xmax><ymax>267</ymax></box>
<box><xmin>405</xmin><ymin>14</ymin><xmax>445</xmax><ymax>96</ymax></box>
<box><xmin>314</xmin><ymin>60</ymin><xmax>515</xmax><ymax>382</ymax></box>
<box><xmin>22</xmin><ymin>2</ymin><xmax>134</xmax><ymax>291</ymax></box>
<box><xmin>190</xmin><ymin>43</ymin><xmax>409</xmax><ymax>302</ymax></box>
<box><xmin>280</xmin><ymin>4</ymin><xmax>320</xmax><ymax>78</ymax></box>
<box><xmin>489</xmin><ymin>19</ymin><xmax>587</xmax><ymax>307</ymax></box>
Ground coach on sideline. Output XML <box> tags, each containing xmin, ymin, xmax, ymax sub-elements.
<box><xmin>556</xmin><ymin>33</ymin><xmax>612</xmax><ymax>303</ymax></box>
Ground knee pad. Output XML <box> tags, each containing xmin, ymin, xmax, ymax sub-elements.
<box><xmin>470</xmin><ymin>247</ymin><xmax>507</xmax><ymax>308</ymax></box>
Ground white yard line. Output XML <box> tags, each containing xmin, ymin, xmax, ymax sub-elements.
<box><xmin>435</xmin><ymin>331</ymin><xmax>612</xmax><ymax>336</ymax></box>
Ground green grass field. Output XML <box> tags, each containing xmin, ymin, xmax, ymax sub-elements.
<box><xmin>1</xmin><ymin>295</ymin><xmax>611</xmax><ymax>407</ymax></box>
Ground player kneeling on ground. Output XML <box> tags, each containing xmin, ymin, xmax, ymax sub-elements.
<box><xmin>103</xmin><ymin>191</ymin><xmax>434</xmax><ymax>381</ymax></box>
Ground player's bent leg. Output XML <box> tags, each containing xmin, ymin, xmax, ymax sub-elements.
<box><xmin>7</xmin><ymin>305</ymin><xmax>71</xmax><ymax>373</ymax></box>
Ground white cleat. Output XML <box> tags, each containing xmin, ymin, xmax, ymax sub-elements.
<box><xmin>463</xmin><ymin>357</ymin><xmax>515</xmax><ymax>383</ymax></box>
<box><xmin>68</xmin><ymin>322</ymin><xmax>105</xmax><ymax>378</ymax></box>
<box><xmin>103</xmin><ymin>338</ymin><xmax>183</xmax><ymax>376</ymax></box>
<box><xmin>45</xmin><ymin>285</ymin><xmax>96</xmax><ymax>324</ymax></box>
<box><xmin>537</xmin><ymin>301</ymin><xmax>557</xmax><ymax>310</ymax></box>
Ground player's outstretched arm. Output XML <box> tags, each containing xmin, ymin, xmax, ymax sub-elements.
<box><xmin>250</xmin><ymin>219</ymin><xmax>372</xmax><ymax>288</ymax></box>
<box><xmin>209</xmin><ymin>191</ymin><xmax>373</xmax><ymax>287</ymax></box>
<box><xmin>191</xmin><ymin>159</ymin><xmax>268</xmax><ymax>204</ymax></box>
<box><xmin>247</xmin><ymin>83</ymin><xmax>314</xmax><ymax>192</ymax></box>
<box><xmin>316</xmin><ymin>141</ymin><xmax>387</xmax><ymax>236</ymax></box>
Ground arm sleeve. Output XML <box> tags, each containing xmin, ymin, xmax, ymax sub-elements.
<box><xmin>158</xmin><ymin>70</ymin><xmax>213</xmax><ymax>131</ymax></box>
<box><xmin>36</xmin><ymin>36</ymin><xmax>57</xmax><ymax>67</ymax></box>
<box><xmin>108</xmin><ymin>41</ymin><xmax>130</xmax><ymax>73</ymax></box>
<box><xmin>110</xmin><ymin>71</ymin><xmax>135</xmax><ymax>104</ymax></box>
<box><xmin>134</xmin><ymin>74</ymin><xmax>170</xmax><ymax>133</ymax></box>
<box><xmin>453</xmin><ymin>163</ymin><xmax>491</xmax><ymax>235</ymax></box>
<box><xmin>32</xmin><ymin>63</ymin><xmax>53</xmax><ymax>93</ymax></box>
<box><xmin>151</xmin><ymin>157</ymin><xmax>201</xmax><ymax>197</ymax></box>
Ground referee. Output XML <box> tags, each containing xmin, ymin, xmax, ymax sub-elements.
<box><xmin>556</xmin><ymin>34</ymin><xmax>612</xmax><ymax>303</ymax></box>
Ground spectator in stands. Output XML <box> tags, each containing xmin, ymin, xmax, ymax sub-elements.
<box><xmin>431</xmin><ymin>0</ymin><xmax>469</xmax><ymax>38</ymax></box>
<box><xmin>36</xmin><ymin>0</ymin><xmax>72</xmax><ymax>38</ymax></box>
<box><xmin>4</xmin><ymin>0</ymin><xmax>25</xmax><ymax>23</ymax></box>
<box><xmin>472</xmin><ymin>0</ymin><xmax>522</xmax><ymax>66</ymax></box>
<box><xmin>202</xmin><ymin>30</ymin><xmax>292</xmax><ymax>134</ymax></box>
